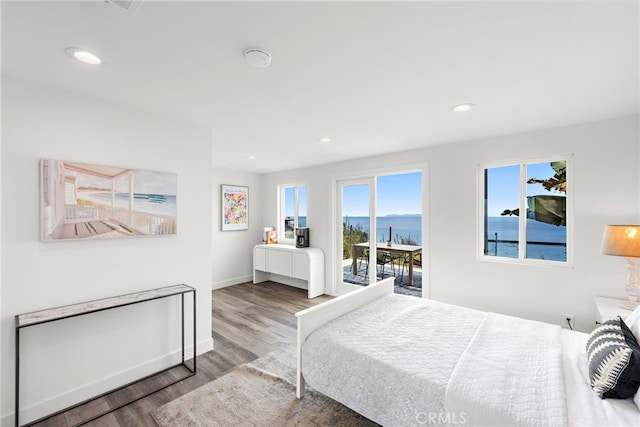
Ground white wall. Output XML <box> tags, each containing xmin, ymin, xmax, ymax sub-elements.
<box><xmin>259</xmin><ymin>116</ymin><xmax>639</xmax><ymax>333</ymax></box>
<box><xmin>1</xmin><ymin>76</ymin><xmax>214</xmax><ymax>425</ymax></box>
<box><xmin>212</xmin><ymin>168</ymin><xmax>262</xmax><ymax>289</ymax></box>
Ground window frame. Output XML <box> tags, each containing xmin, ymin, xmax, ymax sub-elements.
<box><xmin>278</xmin><ymin>183</ymin><xmax>307</xmax><ymax>245</ymax></box>
<box><xmin>477</xmin><ymin>154</ymin><xmax>574</xmax><ymax>267</ymax></box>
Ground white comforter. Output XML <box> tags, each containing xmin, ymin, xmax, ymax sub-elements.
<box><xmin>302</xmin><ymin>294</ymin><xmax>567</xmax><ymax>427</ymax></box>
<box><xmin>444</xmin><ymin>312</ymin><xmax>566</xmax><ymax>426</ymax></box>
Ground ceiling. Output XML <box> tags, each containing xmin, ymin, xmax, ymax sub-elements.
<box><xmin>2</xmin><ymin>1</ymin><xmax>639</xmax><ymax>174</ymax></box>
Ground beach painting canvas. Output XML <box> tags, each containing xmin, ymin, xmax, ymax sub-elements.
<box><xmin>40</xmin><ymin>159</ymin><xmax>177</xmax><ymax>241</ymax></box>
<box><xmin>221</xmin><ymin>185</ymin><xmax>248</xmax><ymax>231</ymax></box>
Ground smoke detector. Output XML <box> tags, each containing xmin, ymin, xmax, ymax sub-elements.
<box><xmin>244</xmin><ymin>49</ymin><xmax>272</xmax><ymax>68</ymax></box>
<box><xmin>105</xmin><ymin>0</ymin><xmax>144</xmax><ymax>15</ymax></box>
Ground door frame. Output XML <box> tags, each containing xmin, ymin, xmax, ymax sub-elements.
<box><xmin>336</xmin><ymin>177</ymin><xmax>378</xmax><ymax>295</ymax></box>
<box><xmin>328</xmin><ymin>163</ymin><xmax>429</xmax><ymax>297</ymax></box>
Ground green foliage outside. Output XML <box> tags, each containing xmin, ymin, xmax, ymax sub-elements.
<box><xmin>384</xmin><ymin>233</ymin><xmax>418</xmax><ymax>246</ymax></box>
<box><xmin>343</xmin><ymin>218</ymin><xmax>368</xmax><ymax>259</ymax></box>
<box><xmin>527</xmin><ymin>161</ymin><xmax>566</xmax><ymax>193</ymax></box>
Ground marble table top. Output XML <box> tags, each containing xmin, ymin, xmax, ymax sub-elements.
<box><xmin>16</xmin><ymin>284</ymin><xmax>194</xmax><ymax>328</ymax></box>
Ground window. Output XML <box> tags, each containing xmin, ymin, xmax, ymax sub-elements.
<box><xmin>279</xmin><ymin>184</ymin><xmax>307</xmax><ymax>242</ymax></box>
<box><xmin>480</xmin><ymin>157</ymin><xmax>571</xmax><ymax>264</ymax></box>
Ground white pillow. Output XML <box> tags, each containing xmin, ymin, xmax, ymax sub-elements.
<box><xmin>624</xmin><ymin>305</ymin><xmax>640</xmax><ymax>343</ymax></box>
<box><xmin>635</xmin><ymin>390</ymin><xmax>640</xmax><ymax>411</ymax></box>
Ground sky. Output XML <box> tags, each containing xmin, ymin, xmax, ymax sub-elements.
<box><xmin>486</xmin><ymin>161</ymin><xmax>565</xmax><ymax>217</ymax></box>
<box><xmin>288</xmin><ymin>163</ymin><xmax>561</xmax><ymax>218</ymax></box>
<box><xmin>284</xmin><ymin>186</ymin><xmax>307</xmax><ymax>216</ymax></box>
<box><xmin>342</xmin><ymin>172</ymin><xmax>422</xmax><ymax>217</ymax></box>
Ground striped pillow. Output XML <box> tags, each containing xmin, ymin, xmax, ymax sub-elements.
<box><xmin>585</xmin><ymin>318</ymin><xmax>640</xmax><ymax>399</ymax></box>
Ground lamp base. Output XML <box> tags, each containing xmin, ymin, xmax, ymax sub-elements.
<box><xmin>620</xmin><ymin>300</ymin><xmax>639</xmax><ymax>310</ymax></box>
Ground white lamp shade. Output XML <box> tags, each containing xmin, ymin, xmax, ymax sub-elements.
<box><xmin>601</xmin><ymin>225</ymin><xmax>640</xmax><ymax>258</ymax></box>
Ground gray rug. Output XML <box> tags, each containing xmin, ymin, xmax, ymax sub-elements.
<box><xmin>151</xmin><ymin>347</ymin><xmax>378</xmax><ymax>426</ymax></box>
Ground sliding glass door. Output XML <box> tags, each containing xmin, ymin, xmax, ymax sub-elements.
<box><xmin>338</xmin><ymin>178</ymin><xmax>377</xmax><ymax>293</ymax></box>
<box><xmin>335</xmin><ymin>171</ymin><xmax>424</xmax><ymax>297</ymax></box>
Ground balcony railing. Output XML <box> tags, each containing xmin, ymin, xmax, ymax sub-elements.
<box><xmin>485</xmin><ymin>237</ymin><xmax>566</xmax><ymax>260</ymax></box>
<box><xmin>65</xmin><ymin>206</ymin><xmax>175</xmax><ymax>236</ymax></box>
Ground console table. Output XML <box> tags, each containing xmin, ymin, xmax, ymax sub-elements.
<box><xmin>15</xmin><ymin>284</ymin><xmax>196</xmax><ymax>427</ymax></box>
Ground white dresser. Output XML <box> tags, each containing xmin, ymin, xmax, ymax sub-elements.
<box><xmin>253</xmin><ymin>244</ymin><xmax>325</xmax><ymax>298</ymax></box>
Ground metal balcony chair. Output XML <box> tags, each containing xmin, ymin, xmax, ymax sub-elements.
<box><xmin>361</xmin><ymin>249</ymin><xmax>394</xmax><ymax>279</ymax></box>
<box><xmin>399</xmin><ymin>252</ymin><xmax>421</xmax><ymax>282</ymax></box>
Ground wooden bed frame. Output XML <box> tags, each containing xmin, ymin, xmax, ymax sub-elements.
<box><xmin>295</xmin><ymin>277</ymin><xmax>395</xmax><ymax>398</ymax></box>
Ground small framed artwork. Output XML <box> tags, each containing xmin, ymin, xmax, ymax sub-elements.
<box><xmin>267</xmin><ymin>229</ymin><xmax>278</xmax><ymax>244</ymax></box>
<box><xmin>263</xmin><ymin>226</ymin><xmax>274</xmax><ymax>243</ymax></box>
<box><xmin>221</xmin><ymin>184</ymin><xmax>249</xmax><ymax>231</ymax></box>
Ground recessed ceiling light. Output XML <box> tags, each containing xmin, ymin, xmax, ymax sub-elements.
<box><xmin>247</xmin><ymin>155</ymin><xmax>257</xmax><ymax>160</ymax></box>
<box><xmin>450</xmin><ymin>103</ymin><xmax>474</xmax><ymax>113</ymax></box>
<box><xmin>319</xmin><ymin>137</ymin><xmax>332</xmax><ymax>144</ymax></box>
<box><xmin>65</xmin><ymin>47</ymin><xmax>102</xmax><ymax>65</ymax></box>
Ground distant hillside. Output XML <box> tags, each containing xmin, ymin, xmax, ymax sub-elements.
<box><xmin>384</xmin><ymin>214</ymin><xmax>421</xmax><ymax>217</ymax></box>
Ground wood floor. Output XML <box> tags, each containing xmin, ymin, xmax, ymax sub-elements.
<box><xmin>30</xmin><ymin>281</ymin><xmax>333</xmax><ymax>427</ymax></box>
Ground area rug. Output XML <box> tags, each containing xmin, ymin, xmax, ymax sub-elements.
<box><xmin>151</xmin><ymin>347</ymin><xmax>378</xmax><ymax>426</ymax></box>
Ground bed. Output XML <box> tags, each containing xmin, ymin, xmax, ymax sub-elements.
<box><xmin>295</xmin><ymin>278</ymin><xmax>640</xmax><ymax>426</ymax></box>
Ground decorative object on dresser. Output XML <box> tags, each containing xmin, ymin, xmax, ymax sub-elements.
<box><xmin>263</xmin><ymin>226</ymin><xmax>274</xmax><ymax>243</ymax></box>
<box><xmin>253</xmin><ymin>244</ymin><xmax>324</xmax><ymax>298</ymax></box>
<box><xmin>221</xmin><ymin>184</ymin><xmax>249</xmax><ymax>231</ymax></box>
<box><xmin>601</xmin><ymin>224</ymin><xmax>640</xmax><ymax>309</ymax></box>
<box><xmin>267</xmin><ymin>229</ymin><xmax>278</xmax><ymax>244</ymax></box>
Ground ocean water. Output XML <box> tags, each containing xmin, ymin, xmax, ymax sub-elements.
<box><xmin>486</xmin><ymin>216</ymin><xmax>566</xmax><ymax>261</ymax></box>
<box><xmin>80</xmin><ymin>192</ymin><xmax>177</xmax><ymax>217</ymax></box>
<box><xmin>340</xmin><ymin>215</ymin><xmax>566</xmax><ymax>261</ymax></box>
<box><xmin>342</xmin><ymin>216</ymin><xmax>422</xmax><ymax>245</ymax></box>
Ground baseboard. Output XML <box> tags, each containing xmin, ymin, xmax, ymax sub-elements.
<box><xmin>3</xmin><ymin>337</ymin><xmax>214</xmax><ymax>427</ymax></box>
<box><xmin>212</xmin><ymin>275</ymin><xmax>252</xmax><ymax>289</ymax></box>
<box><xmin>199</xmin><ymin>336</ymin><xmax>214</xmax><ymax>354</ymax></box>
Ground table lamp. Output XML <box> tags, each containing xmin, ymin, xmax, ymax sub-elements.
<box><xmin>601</xmin><ymin>225</ymin><xmax>640</xmax><ymax>309</ymax></box>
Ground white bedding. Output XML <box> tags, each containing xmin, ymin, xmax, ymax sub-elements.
<box><xmin>301</xmin><ymin>294</ymin><xmax>640</xmax><ymax>427</ymax></box>
<box><xmin>444</xmin><ymin>312</ymin><xmax>566</xmax><ymax>426</ymax></box>
<box><xmin>301</xmin><ymin>294</ymin><xmax>486</xmax><ymax>426</ymax></box>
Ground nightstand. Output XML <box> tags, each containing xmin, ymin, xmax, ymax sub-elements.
<box><xmin>594</xmin><ymin>296</ymin><xmax>635</xmax><ymax>324</ymax></box>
